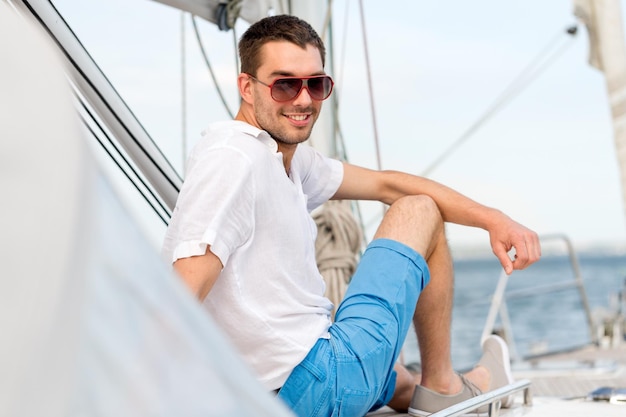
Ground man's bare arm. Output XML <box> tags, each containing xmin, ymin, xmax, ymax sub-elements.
<box><xmin>333</xmin><ymin>162</ymin><xmax>541</xmax><ymax>274</ymax></box>
<box><xmin>173</xmin><ymin>248</ymin><xmax>223</xmax><ymax>300</ymax></box>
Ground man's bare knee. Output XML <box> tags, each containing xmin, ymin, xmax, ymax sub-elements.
<box><xmin>373</xmin><ymin>195</ymin><xmax>443</xmax><ymax>257</ymax></box>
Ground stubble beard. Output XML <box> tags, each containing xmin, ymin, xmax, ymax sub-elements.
<box><xmin>255</xmin><ymin>100</ymin><xmax>317</xmax><ymax>146</ymax></box>
<box><xmin>267</xmin><ymin>124</ymin><xmax>313</xmax><ymax>146</ymax></box>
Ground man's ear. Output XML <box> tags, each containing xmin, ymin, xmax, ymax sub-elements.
<box><xmin>238</xmin><ymin>73</ymin><xmax>254</xmax><ymax>104</ymax></box>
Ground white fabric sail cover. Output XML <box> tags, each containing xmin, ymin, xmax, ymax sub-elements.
<box><xmin>149</xmin><ymin>0</ymin><xmax>287</xmax><ymax>26</ymax></box>
<box><xmin>574</xmin><ymin>0</ymin><xmax>626</xmax><ymax>219</ymax></box>
<box><xmin>0</xmin><ymin>3</ymin><xmax>293</xmax><ymax>417</ymax></box>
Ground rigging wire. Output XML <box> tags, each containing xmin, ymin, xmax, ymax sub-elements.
<box><xmin>191</xmin><ymin>15</ymin><xmax>235</xmax><ymax>119</ymax></box>
<box><xmin>78</xmin><ymin>100</ymin><xmax>170</xmax><ymax>226</ymax></box>
<box><xmin>331</xmin><ymin>0</ymin><xmax>351</xmax><ymax>162</ymax></box>
<box><xmin>359</xmin><ymin>25</ymin><xmax>579</xmax><ymax>234</ymax></box>
<box><xmin>181</xmin><ymin>11</ymin><xmax>188</xmax><ymax>172</ymax></box>
<box><xmin>324</xmin><ymin>0</ymin><xmax>350</xmax><ymax>162</ymax></box>
<box><xmin>421</xmin><ymin>25</ymin><xmax>579</xmax><ymax>177</ymax></box>
<box><xmin>323</xmin><ymin>0</ymin><xmax>383</xmax><ymax>242</ymax></box>
<box><xmin>232</xmin><ymin>25</ymin><xmax>240</xmax><ymax>83</ymax></box>
<box><xmin>326</xmin><ymin>13</ymin><xmax>370</xmax><ymax>249</ymax></box>
<box><xmin>335</xmin><ymin>0</ymin><xmax>350</xmax><ymax>97</ymax></box>
<box><xmin>322</xmin><ymin>0</ymin><xmax>340</xmax><ymax>160</ymax></box>
<box><xmin>356</xmin><ymin>0</ymin><xmax>387</xmax><ymax>222</ymax></box>
<box><xmin>324</xmin><ymin>0</ymin><xmax>369</xmax><ymax>250</ymax></box>
<box><xmin>357</xmin><ymin>0</ymin><xmax>382</xmax><ymax>171</ymax></box>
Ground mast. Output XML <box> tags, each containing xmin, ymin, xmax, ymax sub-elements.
<box><xmin>290</xmin><ymin>1</ymin><xmax>362</xmax><ymax>318</ymax></box>
<box><xmin>290</xmin><ymin>0</ymin><xmax>337</xmax><ymax>158</ymax></box>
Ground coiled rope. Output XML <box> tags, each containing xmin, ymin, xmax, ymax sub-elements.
<box><xmin>313</xmin><ymin>200</ymin><xmax>363</xmax><ymax>319</ymax></box>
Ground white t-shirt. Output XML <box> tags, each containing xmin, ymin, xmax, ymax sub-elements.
<box><xmin>162</xmin><ymin>120</ymin><xmax>344</xmax><ymax>389</ymax></box>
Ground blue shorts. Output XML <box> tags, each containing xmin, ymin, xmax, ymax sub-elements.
<box><xmin>277</xmin><ymin>238</ymin><xmax>430</xmax><ymax>417</ymax></box>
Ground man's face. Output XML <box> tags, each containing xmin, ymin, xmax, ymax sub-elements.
<box><xmin>251</xmin><ymin>41</ymin><xmax>326</xmax><ymax>146</ymax></box>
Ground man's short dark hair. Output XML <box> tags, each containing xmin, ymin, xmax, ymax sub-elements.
<box><xmin>238</xmin><ymin>14</ymin><xmax>326</xmax><ymax>76</ymax></box>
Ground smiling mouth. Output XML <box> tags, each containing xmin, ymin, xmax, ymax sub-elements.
<box><xmin>286</xmin><ymin>114</ymin><xmax>309</xmax><ymax>121</ymax></box>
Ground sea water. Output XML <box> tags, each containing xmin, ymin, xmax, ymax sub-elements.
<box><xmin>401</xmin><ymin>250</ymin><xmax>626</xmax><ymax>370</ymax></box>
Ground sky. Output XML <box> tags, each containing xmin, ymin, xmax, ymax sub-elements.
<box><xmin>48</xmin><ymin>0</ymin><xmax>626</xmax><ymax>254</ymax></box>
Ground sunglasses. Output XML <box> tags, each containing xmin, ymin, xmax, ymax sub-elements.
<box><xmin>247</xmin><ymin>74</ymin><xmax>334</xmax><ymax>102</ymax></box>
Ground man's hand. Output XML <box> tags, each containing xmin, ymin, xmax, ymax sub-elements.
<box><xmin>488</xmin><ymin>214</ymin><xmax>541</xmax><ymax>275</ymax></box>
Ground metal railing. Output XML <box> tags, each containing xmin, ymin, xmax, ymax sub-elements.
<box><xmin>480</xmin><ymin>234</ymin><xmax>595</xmax><ymax>362</ymax></box>
<box><xmin>7</xmin><ymin>0</ymin><xmax>183</xmax><ymax>215</ymax></box>
<box><xmin>425</xmin><ymin>380</ymin><xmax>532</xmax><ymax>417</ymax></box>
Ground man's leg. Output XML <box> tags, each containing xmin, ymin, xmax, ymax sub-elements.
<box><xmin>413</xmin><ymin>231</ymin><xmax>468</xmax><ymax>392</ymax></box>
<box><xmin>385</xmin><ymin>227</ymin><xmax>470</xmax><ymax>410</ymax></box>
<box><xmin>369</xmin><ymin>195</ymin><xmax>444</xmax><ymax>264</ymax></box>
<box><xmin>331</xmin><ymin>196</ymin><xmax>443</xmax><ymax>410</ymax></box>
<box><xmin>364</xmin><ymin>194</ymin><xmax>456</xmax><ymax>411</ymax></box>
<box><xmin>279</xmin><ymin>195</ymin><xmax>443</xmax><ymax>417</ymax></box>
<box><xmin>387</xmin><ymin>216</ymin><xmax>502</xmax><ymax>413</ymax></box>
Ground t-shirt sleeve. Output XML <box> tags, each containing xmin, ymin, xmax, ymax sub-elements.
<box><xmin>295</xmin><ymin>145</ymin><xmax>344</xmax><ymax>212</ymax></box>
<box><xmin>167</xmin><ymin>145</ymin><xmax>254</xmax><ymax>266</ymax></box>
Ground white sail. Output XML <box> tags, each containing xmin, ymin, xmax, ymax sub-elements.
<box><xmin>0</xmin><ymin>3</ymin><xmax>294</xmax><ymax>416</ymax></box>
<box><xmin>574</xmin><ymin>0</ymin><xmax>626</xmax><ymax>226</ymax></box>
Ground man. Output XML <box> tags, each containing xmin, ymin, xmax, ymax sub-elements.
<box><xmin>162</xmin><ymin>14</ymin><xmax>541</xmax><ymax>417</ymax></box>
